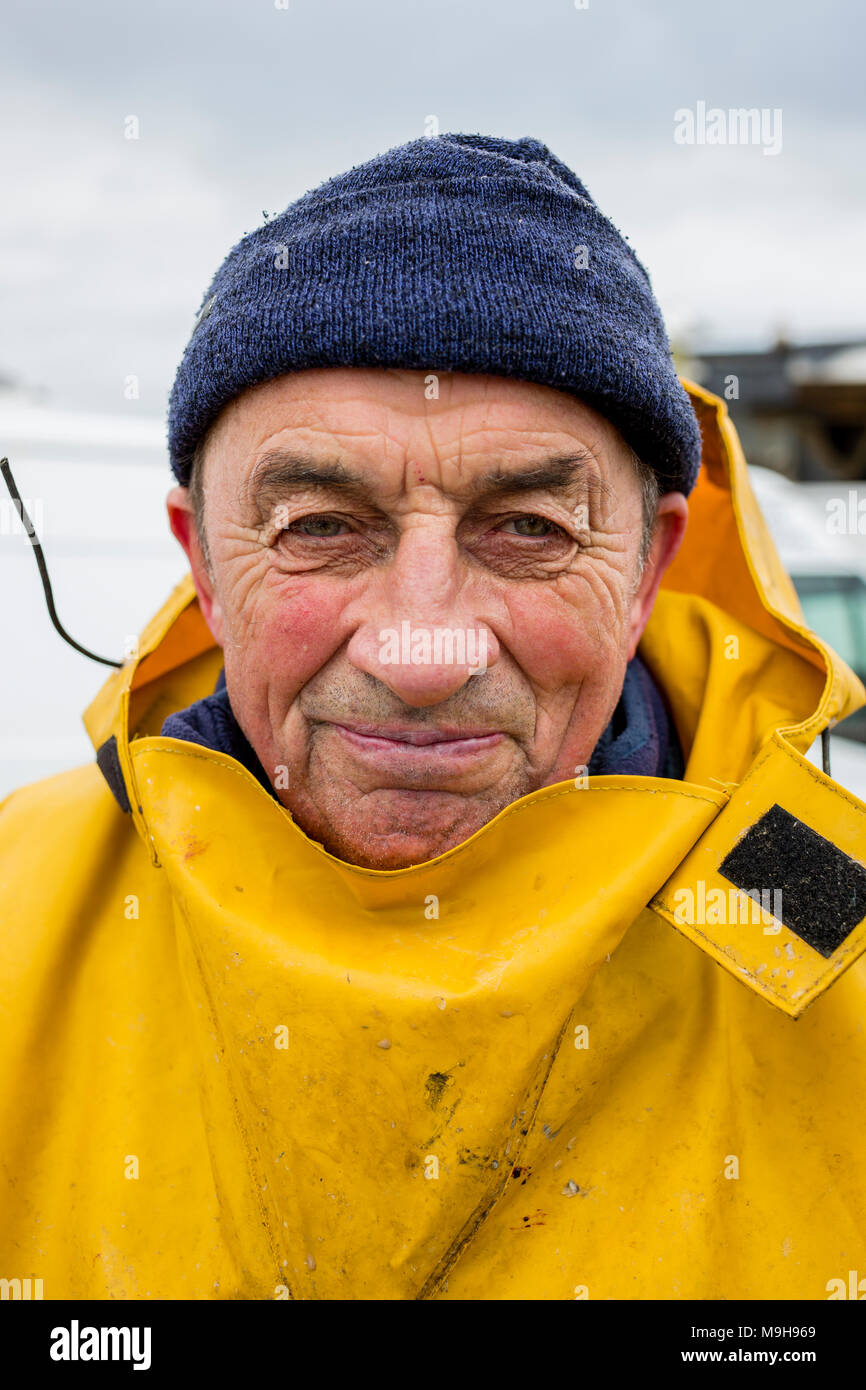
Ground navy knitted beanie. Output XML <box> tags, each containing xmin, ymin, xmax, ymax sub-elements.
<box><xmin>167</xmin><ymin>132</ymin><xmax>701</xmax><ymax>493</ymax></box>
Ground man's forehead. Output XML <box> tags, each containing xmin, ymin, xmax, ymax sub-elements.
<box><xmin>205</xmin><ymin>367</ymin><xmax>632</xmax><ymax>491</ymax></box>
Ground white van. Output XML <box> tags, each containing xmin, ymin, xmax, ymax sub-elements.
<box><xmin>748</xmin><ymin>466</ymin><xmax>866</xmax><ymax>798</ymax></box>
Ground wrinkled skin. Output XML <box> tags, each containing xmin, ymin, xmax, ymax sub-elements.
<box><xmin>167</xmin><ymin>368</ymin><xmax>688</xmax><ymax>868</ymax></box>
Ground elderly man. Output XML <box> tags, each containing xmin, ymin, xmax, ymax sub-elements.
<box><xmin>1</xmin><ymin>134</ymin><xmax>865</xmax><ymax>1302</ymax></box>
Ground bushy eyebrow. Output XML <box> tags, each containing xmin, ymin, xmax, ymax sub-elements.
<box><xmin>243</xmin><ymin>452</ymin><xmax>363</xmax><ymax>515</ymax></box>
<box><xmin>462</xmin><ymin>451</ymin><xmax>613</xmax><ymax>505</ymax></box>
<box><xmin>243</xmin><ymin>446</ymin><xmax>613</xmax><ymax>516</ymax></box>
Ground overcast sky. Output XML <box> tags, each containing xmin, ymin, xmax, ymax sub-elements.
<box><xmin>2</xmin><ymin>0</ymin><xmax>865</xmax><ymax>421</ymax></box>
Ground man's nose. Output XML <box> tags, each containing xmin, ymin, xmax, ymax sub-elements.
<box><xmin>345</xmin><ymin>527</ymin><xmax>499</xmax><ymax>707</ymax></box>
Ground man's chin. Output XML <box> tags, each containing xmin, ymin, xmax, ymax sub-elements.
<box><xmin>292</xmin><ymin>786</ymin><xmax>515</xmax><ymax>870</ymax></box>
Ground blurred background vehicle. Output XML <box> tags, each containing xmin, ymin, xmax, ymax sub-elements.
<box><xmin>747</xmin><ymin>464</ymin><xmax>866</xmax><ymax>799</ymax></box>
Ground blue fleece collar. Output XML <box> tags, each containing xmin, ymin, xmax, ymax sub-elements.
<box><xmin>588</xmin><ymin>654</ymin><xmax>684</xmax><ymax>779</ymax></box>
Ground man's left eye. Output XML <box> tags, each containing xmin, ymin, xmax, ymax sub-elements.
<box><xmin>498</xmin><ymin>514</ymin><xmax>564</xmax><ymax>538</ymax></box>
<box><xmin>283</xmin><ymin>515</ymin><xmax>350</xmax><ymax>538</ymax></box>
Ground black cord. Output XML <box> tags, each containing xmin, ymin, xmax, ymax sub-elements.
<box><xmin>821</xmin><ymin>726</ymin><xmax>832</xmax><ymax>778</ymax></box>
<box><xmin>1</xmin><ymin>456</ymin><xmax>123</xmax><ymax>669</ymax></box>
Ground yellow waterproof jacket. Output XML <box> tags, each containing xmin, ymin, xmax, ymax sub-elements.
<box><xmin>2</xmin><ymin>382</ymin><xmax>866</xmax><ymax>1301</ymax></box>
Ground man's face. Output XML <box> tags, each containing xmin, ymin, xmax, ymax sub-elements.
<box><xmin>167</xmin><ymin>368</ymin><xmax>687</xmax><ymax>868</ymax></box>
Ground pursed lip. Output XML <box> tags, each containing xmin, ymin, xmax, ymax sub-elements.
<box><xmin>328</xmin><ymin>721</ymin><xmax>505</xmax><ymax>750</ymax></box>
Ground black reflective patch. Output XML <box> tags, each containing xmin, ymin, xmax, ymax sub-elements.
<box><xmin>718</xmin><ymin>803</ymin><xmax>866</xmax><ymax>958</ymax></box>
<box><xmin>96</xmin><ymin>735</ymin><xmax>131</xmax><ymax>814</ymax></box>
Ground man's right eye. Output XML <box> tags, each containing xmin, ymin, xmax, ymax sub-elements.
<box><xmin>283</xmin><ymin>515</ymin><xmax>351</xmax><ymax>538</ymax></box>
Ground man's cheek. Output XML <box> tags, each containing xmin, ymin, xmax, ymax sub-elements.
<box><xmin>504</xmin><ymin>592</ymin><xmax>610</xmax><ymax>690</ymax></box>
<box><xmin>231</xmin><ymin>586</ymin><xmax>351</xmax><ymax>689</ymax></box>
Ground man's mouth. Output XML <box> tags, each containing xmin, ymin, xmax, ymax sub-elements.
<box><xmin>329</xmin><ymin>722</ymin><xmax>505</xmax><ymax>754</ymax></box>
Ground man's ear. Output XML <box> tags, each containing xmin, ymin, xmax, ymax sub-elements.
<box><xmin>625</xmin><ymin>492</ymin><xmax>689</xmax><ymax>661</ymax></box>
<box><xmin>166</xmin><ymin>485</ymin><xmax>224</xmax><ymax>646</ymax></box>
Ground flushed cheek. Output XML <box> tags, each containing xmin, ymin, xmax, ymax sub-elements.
<box><xmin>502</xmin><ymin>589</ymin><xmax>628</xmax><ymax>777</ymax></box>
<box><xmin>224</xmin><ymin>577</ymin><xmax>353</xmax><ymax>717</ymax></box>
<box><xmin>503</xmin><ymin>588</ymin><xmax>621</xmax><ymax>696</ymax></box>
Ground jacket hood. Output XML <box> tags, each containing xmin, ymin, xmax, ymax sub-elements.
<box><xmin>83</xmin><ymin>380</ymin><xmax>866</xmax><ymax>1021</ymax></box>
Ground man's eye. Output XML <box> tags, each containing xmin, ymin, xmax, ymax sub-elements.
<box><xmin>498</xmin><ymin>514</ymin><xmax>564</xmax><ymax>538</ymax></box>
<box><xmin>283</xmin><ymin>515</ymin><xmax>350</xmax><ymax>538</ymax></box>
